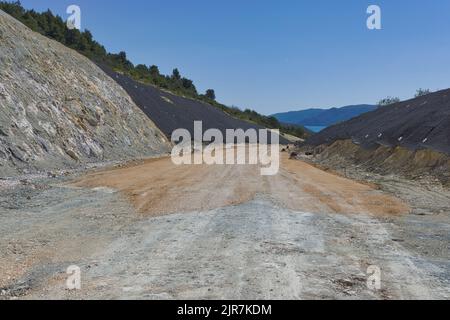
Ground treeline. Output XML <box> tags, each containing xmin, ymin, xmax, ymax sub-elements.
<box><xmin>0</xmin><ymin>1</ymin><xmax>200</xmax><ymax>97</ymax></box>
<box><xmin>377</xmin><ymin>89</ymin><xmax>433</xmax><ymax>106</ymax></box>
<box><xmin>0</xmin><ymin>1</ymin><xmax>307</xmax><ymax>139</ymax></box>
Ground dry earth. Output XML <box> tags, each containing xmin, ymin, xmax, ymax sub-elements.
<box><xmin>0</xmin><ymin>148</ymin><xmax>449</xmax><ymax>300</ymax></box>
<box><xmin>71</xmin><ymin>149</ymin><xmax>408</xmax><ymax>217</ymax></box>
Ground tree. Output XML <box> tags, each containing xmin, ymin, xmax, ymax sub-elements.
<box><xmin>148</xmin><ymin>65</ymin><xmax>165</xmax><ymax>86</ymax></box>
<box><xmin>22</xmin><ymin>11</ymin><xmax>39</xmax><ymax>31</ymax></box>
<box><xmin>181</xmin><ymin>78</ymin><xmax>197</xmax><ymax>95</ymax></box>
<box><xmin>134</xmin><ymin>64</ymin><xmax>150</xmax><ymax>80</ymax></box>
<box><xmin>118</xmin><ymin>51</ymin><xmax>127</xmax><ymax>64</ymax></box>
<box><xmin>82</xmin><ymin>29</ymin><xmax>93</xmax><ymax>44</ymax></box>
<box><xmin>378</xmin><ymin>97</ymin><xmax>400</xmax><ymax>106</ymax></box>
<box><xmin>205</xmin><ymin>89</ymin><xmax>216</xmax><ymax>100</ymax></box>
<box><xmin>78</xmin><ymin>31</ymin><xmax>91</xmax><ymax>51</ymax></box>
<box><xmin>0</xmin><ymin>1</ymin><xmax>25</xmax><ymax>20</ymax></box>
<box><xmin>107</xmin><ymin>51</ymin><xmax>133</xmax><ymax>71</ymax></box>
<box><xmin>415</xmin><ymin>88</ymin><xmax>431</xmax><ymax>98</ymax></box>
<box><xmin>149</xmin><ymin>65</ymin><xmax>160</xmax><ymax>77</ymax></box>
<box><xmin>65</xmin><ymin>28</ymin><xmax>82</xmax><ymax>48</ymax></box>
<box><xmin>266</xmin><ymin>116</ymin><xmax>280</xmax><ymax>128</ymax></box>
<box><xmin>90</xmin><ymin>40</ymin><xmax>107</xmax><ymax>58</ymax></box>
<box><xmin>171</xmin><ymin>68</ymin><xmax>181</xmax><ymax>81</ymax></box>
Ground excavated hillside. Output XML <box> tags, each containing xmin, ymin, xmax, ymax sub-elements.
<box><xmin>304</xmin><ymin>89</ymin><xmax>450</xmax><ymax>153</ymax></box>
<box><xmin>300</xmin><ymin>89</ymin><xmax>450</xmax><ymax>184</ymax></box>
<box><xmin>0</xmin><ymin>10</ymin><xmax>170</xmax><ymax>176</ymax></box>
<box><xmin>99</xmin><ymin>65</ymin><xmax>290</xmax><ymax>145</ymax></box>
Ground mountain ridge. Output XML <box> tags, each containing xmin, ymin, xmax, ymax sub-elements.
<box><xmin>273</xmin><ymin>104</ymin><xmax>377</xmax><ymax>127</ymax></box>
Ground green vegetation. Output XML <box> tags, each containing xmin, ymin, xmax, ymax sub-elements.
<box><xmin>377</xmin><ymin>88</ymin><xmax>434</xmax><ymax>106</ymax></box>
<box><xmin>0</xmin><ymin>1</ymin><xmax>307</xmax><ymax>138</ymax></box>
<box><xmin>377</xmin><ymin>97</ymin><xmax>401</xmax><ymax>106</ymax></box>
<box><xmin>415</xmin><ymin>88</ymin><xmax>432</xmax><ymax>98</ymax></box>
<box><xmin>205</xmin><ymin>89</ymin><xmax>216</xmax><ymax>101</ymax></box>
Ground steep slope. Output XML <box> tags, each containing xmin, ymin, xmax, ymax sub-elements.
<box><xmin>99</xmin><ymin>65</ymin><xmax>290</xmax><ymax>144</ymax></box>
<box><xmin>0</xmin><ymin>10</ymin><xmax>170</xmax><ymax>176</ymax></box>
<box><xmin>304</xmin><ymin>90</ymin><xmax>450</xmax><ymax>154</ymax></box>
<box><xmin>0</xmin><ymin>2</ymin><xmax>307</xmax><ymax>142</ymax></box>
<box><xmin>300</xmin><ymin>90</ymin><xmax>450</xmax><ymax>184</ymax></box>
<box><xmin>273</xmin><ymin>105</ymin><xmax>376</xmax><ymax>127</ymax></box>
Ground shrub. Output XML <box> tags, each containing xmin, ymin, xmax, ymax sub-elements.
<box><xmin>377</xmin><ymin>97</ymin><xmax>400</xmax><ymax>106</ymax></box>
<box><xmin>415</xmin><ymin>88</ymin><xmax>431</xmax><ymax>97</ymax></box>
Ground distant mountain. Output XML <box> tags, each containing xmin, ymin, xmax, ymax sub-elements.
<box><xmin>273</xmin><ymin>105</ymin><xmax>377</xmax><ymax>127</ymax></box>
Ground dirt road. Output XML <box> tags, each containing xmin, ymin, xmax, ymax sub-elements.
<box><xmin>0</xmin><ymin>149</ymin><xmax>449</xmax><ymax>299</ymax></box>
<box><xmin>71</xmin><ymin>151</ymin><xmax>408</xmax><ymax>217</ymax></box>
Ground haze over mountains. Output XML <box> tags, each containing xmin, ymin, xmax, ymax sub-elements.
<box><xmin>273</xmin><ymin>105</ymin><xmax>377</xmax><ymax>128</ymax></box>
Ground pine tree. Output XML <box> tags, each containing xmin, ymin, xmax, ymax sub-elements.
<box><xmin>205</xmin><ymin>89</ymin><xmax>216</xmax><ymax>101</ymax></box>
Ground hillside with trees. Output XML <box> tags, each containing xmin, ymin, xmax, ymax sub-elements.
<box><xmin>0</xmin><ymin>1</ymin><xmax>306</xmax><ymax>138</ymax></box>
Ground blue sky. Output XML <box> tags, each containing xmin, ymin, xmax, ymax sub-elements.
<box><xmin>19</xmin><ymin>0</ymin><xmax>450</xmax><ymax>114</ymax></box>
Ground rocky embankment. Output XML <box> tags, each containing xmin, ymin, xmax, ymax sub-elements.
<box><xmin>0</xmin><ymin>10</ymin><xmax>170</xmax><ymax>177</ymax></box>
<box><xmin>301</xmin><ymin>140</ymin><xmax>450</xmax><ymax>186</ymax></box>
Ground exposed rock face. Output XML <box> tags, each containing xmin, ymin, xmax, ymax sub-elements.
<box><xmin>0</xmin><ymin>10</ymin><xmax>170</xmax><ymax>176</ymax></box>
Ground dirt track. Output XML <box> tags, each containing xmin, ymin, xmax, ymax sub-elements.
<box><xmin>0</xmin><ymin>148</ymin><xmax>449</xmax><ymax>300</ymax></box>
<box><xmin>72</xmin><ymin>150</ymin><xmax>409</xmax><ymax>217</ymax></box>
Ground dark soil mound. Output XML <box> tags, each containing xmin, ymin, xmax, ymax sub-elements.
<box><xmin>99</xmin><ymin>65</ymin><xmax>288</xmax><ymax>145</ymax></box>
<box><xmin>303</xmin><ymin>89</ymin><xmax>450</xmax><ymax>155</ymax></box>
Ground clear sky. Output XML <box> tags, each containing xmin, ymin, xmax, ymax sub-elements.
<box><xmin>19</xmin><ymin>0</ymin><xmax>450</xmax><ymax>115</ymax></box>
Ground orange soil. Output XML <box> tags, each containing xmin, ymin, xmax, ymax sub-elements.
<box><xmin>71</xmin><ymin>148</ymin><xmax>410</xmax><ymax>217</ymax></box>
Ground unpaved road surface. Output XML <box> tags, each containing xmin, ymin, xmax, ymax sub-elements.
<box><xmin>0</xmin><ymin>151</ymin><xmax>449</xmax><ymax>299</ymax></box>
<box><xmin>72</xmin><ymin>151</ymin><xmax>408</xmax><ymax>216</ymax></box>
